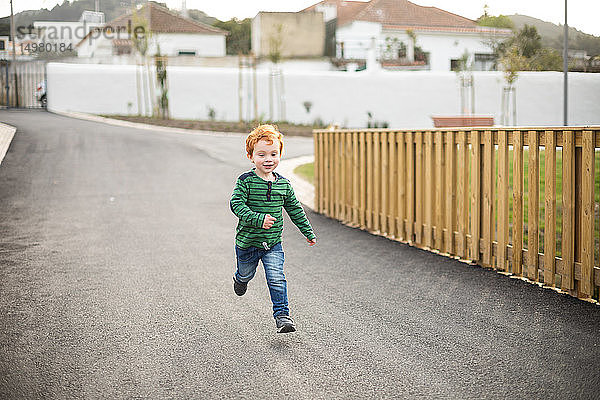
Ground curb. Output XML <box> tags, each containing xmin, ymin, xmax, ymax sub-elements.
<box><xmin>48</xmin><ymin>109</ymin><xmax>246</xmax><ymax>138</ymax></box>
<box><xmin>277</xmin><ymin>155</ymin><xmax>315</xmax><ymax>211</ymax></box>
<box><xmin>0</xmin><ymin>122</ymin><xmax>17</xmax><ymax>166</ymax></box>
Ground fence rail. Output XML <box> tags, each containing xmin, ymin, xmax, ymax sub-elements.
<box><xmin>313</xmin><ymin>127</ymin><xmax>600</xmax><ymax>302</ymax></box>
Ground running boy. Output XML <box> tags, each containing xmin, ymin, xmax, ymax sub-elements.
<box><xmin>230</xmin><ymin>124</ymin><xmax>316</xmax><ymax>333</ymax></box>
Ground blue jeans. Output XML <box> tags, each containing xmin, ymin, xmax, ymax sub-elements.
<box><xmin>234</xmin><ymin>242</ymin><xmax>289</xmax><ymax>318</ymax></box>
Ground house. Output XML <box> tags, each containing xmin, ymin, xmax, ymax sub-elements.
<box><xmin>0</xmin><ymin>35</ymin><xmax>34</xmax><ymax>59</ymax></box>
<box><xmin>76</xmin><ymin>2</ymin><xmax>227</xmax><ymax>59</ymax></box>
<box><xmin>251</xmin><ymin>12</ymin><xmax>325</xmax><ymax>58</ymax></box>
<box><xmin>0</xmin><ymin>36</ymin><xmax>9</xmax><ymax>59</ymax></box>
<box><xmin>302</xmin><ymin>0</ymin><xmax>511</xmax><ymax>71</ymax></box>
<box><xmin>33</xmin><ymin>11</ymin><xmax>106</xmax><ymax>50</ymax></box>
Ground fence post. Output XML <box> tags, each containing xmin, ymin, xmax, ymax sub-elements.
<box><xmin>352</xmin><ymin>132</ymin><xmax>359</xmax><ymax>227</ymax></box>
<box><xmin>396</xmin><ymin>133</ymin><xmax>405</xmax><ymax>241</ymax></box>
<box><xmin>387</xmin><ymin>133</ymin><xmax>396</xmax><ymax>238</ymax></box>
<box><xmin>457</xmin><ymin>131</ymin><xmax>468</xmax><ymax>259</ymax></box>
<box><xmin>415</xmin><ymin>131</ymin><xmax>423</xmax><ymax>245</ymax></box>
<box><xmin>359</xmin><ymin>131</ymin><xmax>366</xmax><ymax>228</ymax></box>
<box><xmin>445</xmin><ymin>131</ymin><xmax>456</xmax><ymax>255</ymax></box>
<box><xmin>482</xmin><ymin>130</ymin><xmax>494</xmax><ymax>267</ymax></box>
<box><xmin>561</xmin><ymin>130</ymin><xmax>575</xmax><ymax>290</ymax></box>
<box><xmin>406</xmin><ymin>132</ymin><xmax>415</xmax><ymax>243</ymax></box>
<box><xmin>544</xmin><ymin>130</ymin><xmax>557</xmax><ymax>285</ymax></box>
<box><xmin>470</xmin><ymin>130</ymin><xmax>481</xmax><ymax>262</ymax></box>
<box><xmin>380</xmin><ymin>132</ymin><xmax>388</xmax><ymax>235</ymax></box>
<box><xmin>373</xmin><ymin>131</ymin><xmax>380</xmax><ymax>233</ymax></box>
<box><xmin>527</xmin><ymin>130</ymin><xmax>540</xmax><ymax>280</ymax></box>
<box><xmin>366</xmin><ymin>132</ymin><xmax>373</xmax><ymax>230</ymax></box>
<box><xmin>425</xmin><ymin>131</ymin><xmax>434</xmax><ymax>248</ymax></box>
<box><xmin>497</xmin><ymin>131</ymin><xmax>509</xmax><ymax>271</ymax></box>
<box><xmin>581</xmin><ymin>130</ymin><xmax>595</xmax><ymax>296</ymax></box>
<box><xmin>435</xmin><ymin>131</ymin><xmax>445</xmax><ymax>252</ymax></box>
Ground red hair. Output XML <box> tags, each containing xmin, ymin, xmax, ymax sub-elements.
<box><xmin>245</xmin><ymin>124</ymin><xmax>284</xmax><ymax>157</ymax></box>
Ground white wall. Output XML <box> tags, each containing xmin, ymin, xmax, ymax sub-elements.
<box><xmin>48</xmin><ymin>63</ymin><xmax>139</xmax><ymax>115</ymax></box>
<box><xmin>149</xmin><ymin>33</ymin><xmax>225</xmax><ymax>57</ymax></box>
<box><xmin>77</xmin><ymin>34</ymin><xmax>115</xmax><ymax>58</ymax></box>
<box><xmin>336</xmin><ymin>21</ymin><xmax>382</xmax><ymax>59</ymax></box>
<box><xmin>47</xmin><ymin>62</ymin><xmax>600</xmax><ymax>129</ymax></box>
<box><xmin>77</xmin><ymin>32</ymin><xmax>226</xmax><ymax>58</ymax></box>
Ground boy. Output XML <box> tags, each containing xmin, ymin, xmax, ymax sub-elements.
<box><xmin>230</xmin><ymin>124</ymin><xmax>316</xmax><ymax>333</ymax></box>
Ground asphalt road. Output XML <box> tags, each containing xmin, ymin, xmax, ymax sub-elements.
<box><xmin>1</xmin><ymin>110</ymin><xmax>599</xmax><ymax>399</ymax></box>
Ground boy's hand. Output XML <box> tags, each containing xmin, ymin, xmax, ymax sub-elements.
<box><xmin>262</xmin><ymin>214</ymin><xmax>276</xmax><ymax>229</ymax></box>
<box><xmin>307</xmin><ymin>237</ymin><xmax>317</xmax><ymax>246</ymax></box>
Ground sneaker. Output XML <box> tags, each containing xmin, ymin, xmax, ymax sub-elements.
<box><xmin>275</xmin><ymin>315</ymin><xmax>296</xmax><ymax>333</ymax></box>
<box><xmin>233</xmin><ymin>277</ymin><xmax>247</xmax><ymax>296</ymax></box>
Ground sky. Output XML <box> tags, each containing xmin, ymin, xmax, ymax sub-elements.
<box><xmin>2</xmin><ymin>0</ymin><xmax>599</xmax><ymax>37</ymax></box>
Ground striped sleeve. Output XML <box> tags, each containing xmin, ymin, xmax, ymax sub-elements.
<box><xmin>283</xmin><ymin>183</ymin><xmax>316</xmax><ymax>240</ymax></box>
<box><xmin>230</xmin><ymin>178</ymin><xmax>266</xmax><ymax>228</ymax></box>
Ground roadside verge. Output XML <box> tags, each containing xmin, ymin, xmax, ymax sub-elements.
<box><xmin>49</xmin><ymin>110</ymin><xmax>244</xmax><ymax>138</ymax></box>
<box><xmin>0</xmin><ymin>122</ymin><xmax>16</xmax><ymax>165</ymax></box>
<box><xmin>277</xmin><ymin>155</ymin><xmax>315</xmax><ymax>211</ymax></box>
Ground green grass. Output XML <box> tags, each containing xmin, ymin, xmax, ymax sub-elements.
<box><xmin>294</xmin><ymin>162</ymin><xmax>314</xmax><ymax>184</ymax></box>
<box><xmin>506</xmin><ymin>148</ymin><xmax>600</xmax><ymax>261</ymax></box>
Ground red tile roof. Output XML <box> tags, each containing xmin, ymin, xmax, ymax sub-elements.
<box><xmin>302</xmin><ymin>0</ymin><xmax>509</xmax><ymax>34</ymax></box>
<box><xmin>109</xmin><ymin>2</ymin><xmax>227</xmax><ymax>35</ymax></box>
<box><xmin>301</xmin><ymin>0</ymin><xmax>368</xmax><ymax>27</ymax></box>
<box><xmin>350</xmin><ymin>0</ymin><xmax>476</xmax><ymax>28</ymax></box>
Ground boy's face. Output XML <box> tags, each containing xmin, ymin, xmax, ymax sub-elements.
<box><xmin>249</xmin><ymin>138</ymin><xmax>280</xmax><ymax>176</ymax></box>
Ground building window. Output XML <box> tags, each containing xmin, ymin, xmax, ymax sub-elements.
<box><xmin>0</xmin><ymin>40</ymin><xmax>5</xmax><ymax>51</ymax></box>
<box><xmin>450</xmin><ymin>59</ymin><xmax>461</xmax><ymax>71</ymax></box>
<box><xmin>474</xmin><ymin>53</ymin><xmax>497</xmax><ymax>71</ymax></box>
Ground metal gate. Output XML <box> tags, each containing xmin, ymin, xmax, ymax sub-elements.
<box><xmin>0</xmin><ymin>60</ymin><xmax>47</xmax><ymax>108</ymax></box>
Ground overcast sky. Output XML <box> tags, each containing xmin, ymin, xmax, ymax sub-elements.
<box><xmin>2</xmin><ymin>0</ymin><xmax>599</xmax><ymax>36</ymax></box>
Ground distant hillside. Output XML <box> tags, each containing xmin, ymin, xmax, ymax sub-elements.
<box><xmin>0</xmin><ymin>0</ymin><xmax>216</xmax><ymax>36</ymax></box>
<box><xmin>509</xmin><ymin>14</ymin><xmax>600</xmax><ymax>56</ymax></box>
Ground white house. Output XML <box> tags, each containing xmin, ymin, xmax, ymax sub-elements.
<box><xmin>0</xmin><ymin>36</ymin><xmax>10</xmax><ymax>59</ymax></box>
<box><xmin>303</xmin><ymin>0</ymin><xmax>511</xmax><ymax>71</ymax></box>
<box><xmin>76</xmin><ymin>2</ymin><xmax>227</xmax><ymax>59</ymax></box>
<box><xmin>33</xmin><ymin>11</ymin><xmax>105</xmax><ymax>50</ymax></box>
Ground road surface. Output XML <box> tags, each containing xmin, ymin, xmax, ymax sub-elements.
<box><xmin>1</xmin><ymin>110</ymin><xmax>599</xmax><ymax>399</ymax></box>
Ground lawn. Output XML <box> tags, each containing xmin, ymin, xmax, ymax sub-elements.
<box><xmin>294</xmin><ymin>162</ymin><xmax>314</xmax><ymax>184</ymax></box>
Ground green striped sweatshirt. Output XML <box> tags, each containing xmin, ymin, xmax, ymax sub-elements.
<box><xmin>230</xmin><ymin>169</ymin><xmax>315</xmax><ymax>249</ymax></box>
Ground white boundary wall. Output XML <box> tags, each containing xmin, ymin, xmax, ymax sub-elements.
<box><xmin>47</xmin><ymin>62</ymin><xmax>600</xmax><ymax>129</ymax></box>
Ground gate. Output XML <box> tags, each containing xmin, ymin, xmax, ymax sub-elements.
<box><xmin>0</xmin><ymin>60</ymin><xmax>47</xmax><ymax>108</ymax></box>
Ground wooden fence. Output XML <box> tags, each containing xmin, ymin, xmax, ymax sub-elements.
<box><xmin>0</xmin><ymin>60</ymin><xmax>47</xmax><ymax>108</ymax></box>
<box><xmin>313</xmin><ymin>127</ymin><xmax>600</xmax><ymax>302</ymax></box>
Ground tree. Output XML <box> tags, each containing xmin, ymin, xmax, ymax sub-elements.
<box><xmin>486</xmin><ymin>23</ymin><xmax>562</xmax><ymax>71</ymax></box>
<box><xmin>499</xmin><ymin>45</ymin><xmax>529</xmax><ymax>125</ymax></box>
<box><xmin>268</xmin><ymin>23</ymin><xmax>284</xmax><ymax>64</ymax></box>
<box><xmin>131</xmin><ymin>7</ymin><xmax>151</xmax><ymax>56</ymax></box>
<box><xmin>528</xmin><ymin>48</ymin><xmax>563</xmax><ymax>71</ymax></box>
<box><xmin>500</xmin><ymin>45</ymin><xmax>529</xmax><ymax>86</ymax></box>
<box><xmin>477</xmin><ymin>14</ymin><xmax>514</xmax><ymax>30</ymax></box>
<box><xmin>510</xmin><ymin>25</ymin><xmax>542</xmax><ymax>58</ymax></box>
<box><xmin>213</xmin><ymin>18</ymin><xmax>251</xmax><ymax>55</ymax></box>
<box><xmin>477</xmin><ymin>4</ymin><xmax>514</xmax><ymax>30</ymax></box>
